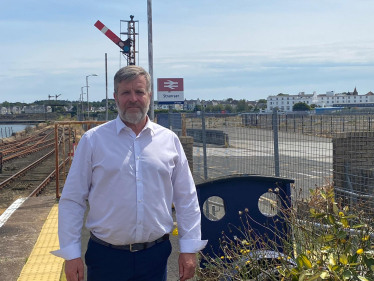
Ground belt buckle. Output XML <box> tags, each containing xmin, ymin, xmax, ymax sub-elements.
<box><xmin>129</xmin><ymin>244</ymin><xmax>139</xmax><ymax>252</ymax></box>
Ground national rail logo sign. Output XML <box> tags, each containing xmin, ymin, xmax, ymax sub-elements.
<box><xmin>157</xmin><ymin>78</ymin><xmax>184</xmax><ymax>104</ymax></box>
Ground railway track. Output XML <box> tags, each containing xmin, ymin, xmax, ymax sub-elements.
<box><xmin>0</xmin><ymin>127</ymin><xmax>74</xmax><ymax>215</ymax></box>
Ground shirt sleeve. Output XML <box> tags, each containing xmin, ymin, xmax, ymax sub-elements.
<box><xmin>50</xmin><ymin>133</ymin><xmax>92</xmax><ymax>260</ymax></box>
<box><xmin>171</xmin><ymin>136</ymin><xmax>208</xmax><ymax>253</ymax></box>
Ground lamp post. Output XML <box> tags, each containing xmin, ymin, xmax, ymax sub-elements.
<box><xmin>86</xmin><ymin>74</ymin><xmax>98</xmax><ymax>119</ymax></box>
<box><xmin>81</xmin><ymin>86</ymin><xmax>86</xmax><ymax>120</ymax></box>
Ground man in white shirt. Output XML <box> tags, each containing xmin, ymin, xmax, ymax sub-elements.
<box><xmin>52</xmin><ymin>66</ymin><xmax>207</xmax><ymax>281</ymax></box>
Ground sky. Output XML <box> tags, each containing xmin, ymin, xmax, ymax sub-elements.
<box><xmin>1</xmin><ymin>0</ymin><xmax>374</xmax><ymax>104</ymax></box>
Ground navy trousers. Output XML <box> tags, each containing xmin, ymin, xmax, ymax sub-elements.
<box><xmin>85</xmin><ymin>238</ymin><xmax>172</xmax><ymax>281</ymax></box>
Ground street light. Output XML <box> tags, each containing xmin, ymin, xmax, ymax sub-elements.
<box><xmin>81</xmin><ymin>86</ymin><xmax>86</xmax><ymax>120</ymax></box>
<box><xmin>86</xmin><ymin>74</ymin><xmax>98</xmax><ymax>119</ymax></box>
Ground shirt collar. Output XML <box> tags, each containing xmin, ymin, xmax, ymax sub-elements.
<box><xmin>115</xmin><ymin>115</ymin><xmax>155</xmax><ymax>136</ymax></box>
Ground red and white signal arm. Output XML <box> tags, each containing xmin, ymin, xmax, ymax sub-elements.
<box><xmin>157</xmin><ymin>78</ymin><xmax>184</xmax><ymax>104</ymax></box>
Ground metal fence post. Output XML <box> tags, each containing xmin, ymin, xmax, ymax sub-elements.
<box><xmin>202</xmin><ymin>106</ymin><xmax>208</xmax><ymax>180</ymax></box>
<box><xmin>302</xmin><ymin>115</ymin><xmax>304</xmax><ymax>134</ymax></box>
<box><xmin>168</xmin><ymin>105</ymin><xmax>173</xmax><ymax>130</ymax></box>
<box><xmin>272</xmin><ymin>108</ymin><xmax>280</xmax><ymax>177</ymax></box>
<box><xmin>369</xmin><ymin>116</ymin><xmax>371</xmax><ymax>131</ymax></box>
<box><xmin>0</xmin><ymin>152</ymin><xmax>2</xmax><ymax>173</ymax></box>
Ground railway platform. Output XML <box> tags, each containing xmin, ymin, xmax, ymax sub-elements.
<box><xmin>0</xmin><ymin>196</ymin><xmax>182</xmax><ymax>281</ymax></box>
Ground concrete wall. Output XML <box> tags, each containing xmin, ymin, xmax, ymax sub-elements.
<box><xmin>333</xmin><ymin>132</ymin><xmax>374</xmax><ymax>208</ymax></box>
<box><xmin>186</xmin><ymin>129</ymin><xmax>229</xmax><ymax>146</ymax></box>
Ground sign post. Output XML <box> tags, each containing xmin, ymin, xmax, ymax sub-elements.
<box><xmin>157</xmin><ymin>78</ymin><xmax>184</xmax><ymax>104</ymax></box>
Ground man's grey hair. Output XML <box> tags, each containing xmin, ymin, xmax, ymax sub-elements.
<box><xmin>113</xmin><ymin>66</ymin><xmax>151</xmax><ymax>95</ymax></box>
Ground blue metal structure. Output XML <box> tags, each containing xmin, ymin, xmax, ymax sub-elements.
<box><xmin>196</xmin><ymin>175</ymin><xmax>294</xmax><ymax>260</ymax></box>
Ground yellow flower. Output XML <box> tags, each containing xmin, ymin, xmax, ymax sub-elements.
<box><xmin>172</xmin><ymin>228</ymin><xmax>178</xmax><ymax>236</ymax></box>
<box><xmin>287</xmin><ymin>256</ymin><xmax>291</xmax><ymax>260</ymax></box>
<box><xmin>362</xmin><ymin>235</ymin><xmax>370</xmax><ymax>241</ymax></box>
<box><xmin>339</xmin><ymin>212</ymin><xmax>345</xmax><ymax>217</ymax></box>
<box><xmin>221</xmin><ymin>256</ymin><xmax>224</xmax><ymax>259</ymax></box>
<box><xmin>226</xmin><ymin>256</ymin><xmax>232</xmax><ymax>259</ymax></box>
<box><xmin>235</xmin><ymin>266</ymin><xmax>239</xmax><ymax>269</ymax></box>
<box><xmin>246</xmin><ymin>260</ymin><xmax>251</xmax><ymax>264</ymax></box>
<box><xmin>357</xmin><ymin>248</ymin><xmax>364</xmax><ymax>255</ymax></box>
<box><xmin>307</xmin><ymin>250</ymin><xmax>311</xmax><ymax>255</ymax></box>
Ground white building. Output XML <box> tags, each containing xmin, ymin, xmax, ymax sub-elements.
<box><xmin>266</xmin><ymin>92</ymin><xmax>318</xmax><ymax>112</ymax></box>
<box><xmin>318</xmin><ymin>89</ymin><xmax>374</xmax><ymax>107</ymax></box>
<box><xmin>1</xmin><ymin>107</ymin><xmax>8</xmax><ymax>114</ymax></box>
<box><xmin>266</xmin><ymin>88</ymin><xmax>374</xmax><ymax>112</ymax></box>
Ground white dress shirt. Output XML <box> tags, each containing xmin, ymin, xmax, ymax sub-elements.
<box><xmin>51</xmin><ymin>116</ymin><xmax>207</xmax><ymax>260</ymax></box>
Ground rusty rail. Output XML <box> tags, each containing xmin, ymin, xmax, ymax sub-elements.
<box><xmin>29</xmin><ymin>157</ymin><xmax>70</xmax><ymax>197</ymax></box>
<box><xmin>0</xmin><ymin>149</ymin><xmax>55</xmax><ymax>189</ymax></box>
<box><xmin>0</xmin><ymin>132</ymin><xmax>65</xmax><ymax>189</ymax></box>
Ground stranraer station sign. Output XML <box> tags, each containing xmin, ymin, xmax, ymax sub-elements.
<box><xmin>157</xmin><ymin>78</ymin><xmax>184</xmax><ymax>104</ymax></box>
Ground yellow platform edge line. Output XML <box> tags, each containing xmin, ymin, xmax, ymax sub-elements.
<box><xmin>17</xmin><ymin>204</ymin><xmax>65</xmax><ymax>281</ymax></box>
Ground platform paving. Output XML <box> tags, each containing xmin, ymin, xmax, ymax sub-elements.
<box><xmin>0</xmin><ymin>196</ymin><xmax>190</xmax><ymax>281</ymax></box>
<box><xmin>0</xmin><ymin>196</ymin><xmax>56</xmax><ymax>281</ymax></box>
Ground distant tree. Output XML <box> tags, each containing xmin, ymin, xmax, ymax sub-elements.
<box><xmin>247</xmin><ymin>104</ymin><xmax>254</xmax><ymax>111</ymax></box>
<box><xmin>1</xmin><ymin>101</ymin><xmax>10</xmax><ymax>108</ymax></box>
<box><xmin>293</xmin><ymin>102</ymin><xmax>312</xmax><ymax>111</ymax></box>
<box><xmin>194</xmin><ymin>105</ymin><xmax>202</xmax><ymax>112</ymax></box>
<box><xmin>236</xmin><ymin>99</ymin><xmax>248</xmax><ymax>112</ymax></box>
<box><xmin>54</xmin><ymin>106</ymin><xmax>65</xmax><ymax>113</ymax></box>
<box><xmin>253</xmin><ymin>107</ymin><xmax>260</xmax><ymax>113</ymax></box>
<box><xmin>226</xmin><ymin>98</ymin><xmax>233</xmax><ymax>102</ymax></box>
<box><xmin>277</xmin><ymin>93</ymin><xmax>289</xmax><ymax>96</ymax></box>
<box><xmin>258</xmin><ymin>99</ymin><xmax>267</xmax><ymax>104</ymax></box>
<box><xmin>310</xmin><ymin>104</ymin><xmax>318</xmax><ymax>109</ymax></box>
<box><xmin>224</xmin><ymin>104</ymin><xmax>233</xmax><ymax>113</ymax></box>
<box><xmin>213</xmin><ymin>104</ymin><xmax>224</xmax><ymax>112</ymax></box>
<box><xmin>205</xmin><ymin>105</ymin><xmax>213</xmax><ymax>112</ymax></box>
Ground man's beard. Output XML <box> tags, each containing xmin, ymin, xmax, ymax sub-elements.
<box><xmin>117</xmin><ymin>101</ymin><xmax>150</xmax><ymax>124</ymax></box>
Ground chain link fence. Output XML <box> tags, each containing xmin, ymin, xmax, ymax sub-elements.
<box><xmin>158</xmin><ymin>110</ymin><xmax>374</xmax><ymax>211</ymax></box>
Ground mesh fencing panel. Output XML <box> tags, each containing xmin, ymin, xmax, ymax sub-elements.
<box><xmin>160</xmin><ymin>111</ymin><xmax>374</xmax><ymax>210</ymax></box>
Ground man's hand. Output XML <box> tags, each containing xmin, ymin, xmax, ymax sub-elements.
<box><xmin>65</xmin><ymin>257</ymin><xmax>84</xmax><ymax>281</ymax></box>
<box><xmin>178</xmin><ymin>253</ymin><xmax>197</xmax><ymax>281</ymax></box>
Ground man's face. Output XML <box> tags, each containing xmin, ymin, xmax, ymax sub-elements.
<box><xmin>114</xmin><ymin>75</ymin><xmax>151</xmax><ymax>124</ymax></box>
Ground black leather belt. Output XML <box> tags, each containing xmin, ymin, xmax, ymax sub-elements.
<box><xmin>90</xmin><ymin>232</ymin><xmax>170</xmax><ymax>252</ymax></box>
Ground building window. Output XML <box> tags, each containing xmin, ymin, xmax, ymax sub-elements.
<box><xmin>282</xmin><ymin>102</ymin><xmax>284</xmax><ymax>104</ymax></box>
<box><xmin>276</xmin><ymin>102</ymin><xmax>278</xmax><ymax>105</ymax></box>
<box><xmin>287</xmin><ymin>101</ymin><xmax>289</xmax><ymax>104</ymax></box>
<box><xmin>287</xmin><ymin>97</ymin><xmax>289</xmax><ymax>100</ymax></box>
<box><xmin>337</xmin><ymin>97</ymin><xmax>339</xmax><ymax>99</ymax></box>
<box><xmin>327</xmin><ymin>101</ymin><xmax>329</xmax><ymax>103</ymax></box>
<box><xmin>270</xmin><ymin>107</ymin><xmax>273</xmax><ymax>110</ymax></box>
<box><xmin>282</xmin><ymin>98</ymin><xmax>284</xmax><ymax>100</ymax></box>
<box><xmin>276</xmin><ymin>98</ymin><xmax>278</xmax><ymax>100</ymax></box>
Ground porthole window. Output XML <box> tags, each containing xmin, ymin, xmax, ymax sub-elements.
<box><xmin>203</xmin><ymin>196</ymin><xmax>226</xmax><ymax>221</ymax></box>
<box><xmin>258</xmin><ymin>192</ymin><xmax>280</xmax><ymax>217</ymax></box>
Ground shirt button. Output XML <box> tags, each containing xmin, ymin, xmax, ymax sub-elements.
<box><xmin>137</xmin><ymin>178</ymin><xmax>140</xmax><ymax>181</ymax></box>
<box><xmin>138</xmin><ymin>200</ymin><xmax>142</xmax><ymax>203</ymax></box>
<box><xmin>137</xmin><ymin>157</ymin><xmax>140</xmax><ymax>160</ymax></box>
<box><xmin>138</xmin><ymin>222</ymin><xmax>141</xmax><ymax>225</ymax></box>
